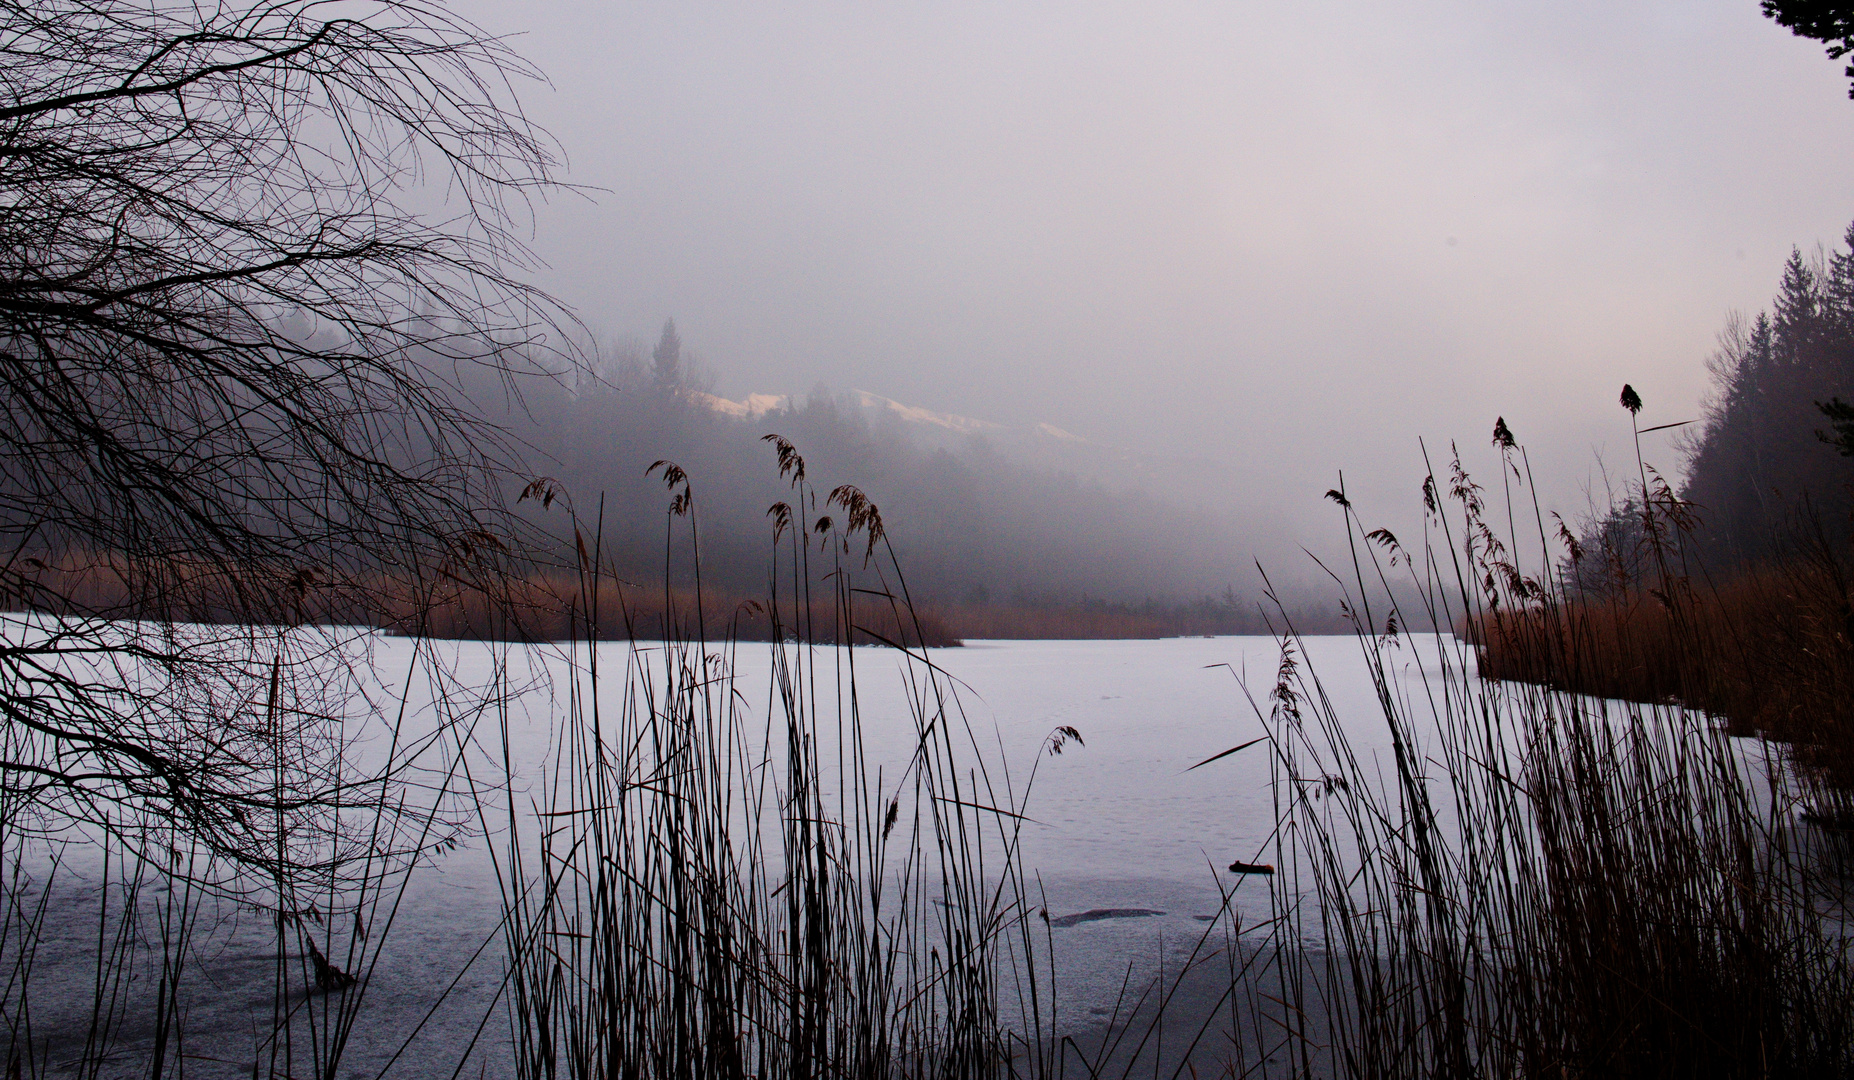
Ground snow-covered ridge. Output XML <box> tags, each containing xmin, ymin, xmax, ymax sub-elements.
<box><xmin>692</xmin><ymin>386</ymin><xmax>1084</xmax><ymax>446</ymax></box>
<box><xmin>691</xmin><ymin>385</ymin><xmax>1219</xmax><ymax>500</ymax></box>
<box><xmin>848</xmin><ymin>390</ymin><xmax>1002</xmax><ymax>435</ymax></box>
<box><xmin>690</xmin><ymin>390</ymin><xmax>789</xmax><ymax>419</ymax></box>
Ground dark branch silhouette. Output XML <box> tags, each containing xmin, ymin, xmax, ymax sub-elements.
<box><xmin>0</xmin><ymin>0</ymin><xmax>576</xmax><ymax>895</ymax></box>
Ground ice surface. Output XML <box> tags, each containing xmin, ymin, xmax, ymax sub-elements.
<box><xmin>9</xmin><ymin>631</ymin><xmax>1471</xmax><ymax>1076</ymax></box>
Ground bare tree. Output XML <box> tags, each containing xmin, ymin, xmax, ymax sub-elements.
<box><xmin>0</xmin><ymin>0</ymin><xmax>575</xmax><ymax>893</ymax></box>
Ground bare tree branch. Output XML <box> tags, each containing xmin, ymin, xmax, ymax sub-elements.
<box><xmin>0</xmin><ymin>0</ymin><xmax>578</xmax><ymax>898</ymax></box>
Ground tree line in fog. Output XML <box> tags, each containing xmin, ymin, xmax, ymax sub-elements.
<box><xmin>471</xmin><ymin>322</ymin><xmax>1286</xmax><ymax>632</ymax></box>
<box><xmin>1566</xmin><ymin>220</ymin><xmax>1854</xmax><ymax>590</ymax></box>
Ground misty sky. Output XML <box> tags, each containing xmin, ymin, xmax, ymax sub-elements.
<box><xmin>456</xmin><ymin>0</ymin><xmax>1854</xmax><ymax>563</ymax></box>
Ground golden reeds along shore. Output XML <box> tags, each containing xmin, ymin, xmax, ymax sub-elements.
<box><xmin>9</xmin><ymin>431</ymin><xmax>1854</xmax><ymax>1079</ymax></box>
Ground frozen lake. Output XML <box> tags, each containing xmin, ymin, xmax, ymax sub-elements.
<box><xmin>7</xmin><ymin>630</ymin><xmax>1487</xmax><ymax>1077</ymax></box>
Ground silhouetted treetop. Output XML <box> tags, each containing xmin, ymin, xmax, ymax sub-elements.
<box><xmin>1763</xmin><ymin>1</ymin><xmax>1854</xmax><ymax>96</ymax></box>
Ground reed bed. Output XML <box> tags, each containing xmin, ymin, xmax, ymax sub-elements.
<box><xmin>381</xmin><ymin>573</ymin><xmax>962</xmax><ymax>647</ymax></box>
<box><xmin>914</xmin><ymin>603</ymin><xmax>1179</xmax><ymax>641</ymax></box>
<box><xmin>0</xmin><ymin>619</ymin><xmax>492</xmax><ymax>1079</ymax></box>
<box><xmin>0</xmin><ymin>441</ymin><xmax>1058</xmax><ymax>1079</ymax></box>
<box><xmin>485</xmin><ymin>444</ymin><xmax>1059</xmax><ymax>1080</ymax></box>
<box><xmin>1467</xmin><ymin>386</ymin><xmax>1854</xmax><ymax>816</ymax></box>
<box><xmin>2</xmin><ymin>549</ymin><xmax>962</xmax><ymax>647</ymax></box>
<box><xmin>19</xmin><ymin>420</ymin><xmax>1854</xmax><ymax>1079</ymax></box>
<box><xmin>1222</xmin><ymin>437</ymin><xmax>1854</xmax><ymax>1078</ymax></box>
<box><xmin>915</xmin><ymin>598</ymin><xmax>1315</xmax><ymax>641</ymax></box>
<box><xmin>1476</xmin><ymin>550</ymin><xmax>1854</xmax><ymax>816</ymax></box>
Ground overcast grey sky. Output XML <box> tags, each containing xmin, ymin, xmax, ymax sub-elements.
<box><xmin>459</xmin><ymin>0</ymin><xmax>1854</xmax><ymax>560</ymax></box>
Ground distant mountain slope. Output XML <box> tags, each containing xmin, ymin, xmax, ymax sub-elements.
<box><xmin>692</xmin><ymin>385</ymin><xmax>1232</xmax><ymax>503</ymax></box>
<box><xmin>478</xmin><ymin>357</ymin><xmax>1269</xmax><ymax>614</ymax></box>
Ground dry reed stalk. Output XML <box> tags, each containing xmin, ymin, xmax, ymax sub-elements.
<box><xmin>1222</xmin><ymin>433</ymin><xmax>1854</xmax><ymax>1079</ymax></box>
<box><xmin>1476</xmin><ymin>536</ymin><xmax>1854</xmax><ymax>819</ymax></box>
<box><xmin>489</xmin><ymin>442</ymin><xmax>1057</xmax><ymax>1080</ymax></box>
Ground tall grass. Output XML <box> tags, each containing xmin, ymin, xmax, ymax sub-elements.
<box><xmin>1228</xmin><ymin>435</ymin><xmax>1854</xmax><ymax>1078</ymax></box>
<box><xmin>487</xmin><ymin>442</ymin><xmax>1058</xmax><ymax>1079</ymax></box>
<box><xmin>0</xmin><ymin>440</ymin><xmax>1060</xmax><ymax>1079</ymax></box>
<box><xmin>0</xmin><ymin>613</ymin><xmax>518</xmax><ymax>1078</ymax></box>
<box><xmin>1477</xmin><ymin>536</ymin><xmax>1854</xmax><ymax>822</ymax></box>
<box><xmin>0</xmin><ymin>549</ymin><xmax>962</xmax><ymax>648</ymax></box>
<box><xmin>386</xmin><ymin>572</ymin><xmax>963</xmax><ymax>647</ymax></box>
<box><xmin>1474</xmin><ymin>388</ymin><xmax>1854</xmax><ymax>817</ymax></box>
<box><xmin>19</xmin><ymin>415</ymin><xmax>1854</xmax><ymax>1079</ymax></box>
<box><xmin>479</xmin><ymin>423</ymin><xmax>1854</xmax><ymax>1079</ymax></box>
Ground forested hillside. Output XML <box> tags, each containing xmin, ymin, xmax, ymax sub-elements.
<box><xmin>1680</xmin><ymin>223</ymin><xmax>1854</xmax><ymax>565</ymax></box>
<box><xmin>471</xmin><ymin>327</ymin><xmax>1282</xmax><ymax>633</ymax></box>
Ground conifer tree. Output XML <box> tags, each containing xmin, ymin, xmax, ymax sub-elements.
<box><xmin>1825</xmin><ymin>222</ymin><xmax>1854</xmax><ymax>332</ymax></box>
<box><xmin>1774</xmin><ymin>248</ymin><xmax>1824</xmax><ymax>355</ymax></box>
<box><xmin>1683</xmin><ymin>230</ymin><xmax>1854</xmax><ymax>565</ymax></box>
<box><xmin>1763</xmin><ymin>1</ymin><xmax>1854</xmax><ymax>96</ymax></box>
<box><xmin>653</xmin><ymin>318</ymin><xmax>684</xmax><ymax>387</ymax></box>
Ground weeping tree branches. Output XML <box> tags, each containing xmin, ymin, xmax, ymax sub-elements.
<box><xmin>0</xmin><ymin>0</ymin><xmax>576</xmax><ymax>893</ymax></box>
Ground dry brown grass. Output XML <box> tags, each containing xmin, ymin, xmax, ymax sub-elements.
<box><xmin>3</xmin><ymin>552</ymin><xmax>960</xmax><ymax>647</ymax></box>
<box><xmin>11</xmin><ymin>550</ymin><xmax>1319</xmax><ymax>647</ymax></box>
<box><xmin>1225</xmin><ymin>439</ymin><xmax>1854</xmax><ymax>1079</ymax></box>
<box><xmin>922</xmin><ymin>604</ymin><xmax>1179</xmax><ymax>640</ymax></box>
<box><xmin>1475</xmin><ymin>554</ymin><xmax>1854</xmax><ymax>811</ymax></box>
<box><xmin>387</xmin><ymin>570</ymin><xmax>961</xmax><ymax>647</ymax></box>
<box><xmin>916</xmin><ymin>596</ymin><xmax>1338</xmax><ymax>640</ymax></box>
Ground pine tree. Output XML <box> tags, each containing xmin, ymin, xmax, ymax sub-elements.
<box><xmin>1683</xmin><ymin>226</ymin><xmax>1854</xmax><ymax>565</ymax></box>
<box><xmin>1825</xmin><ymin>222</ymin><xmax>1854</xmax><ymax>333</ymax></box>
<box><xmin>1762</xmin><ymin>1</ymin><xmax>1854</xmax><ymax>97</ymax></box>
<box><xmin>653</xmin><ymin>318</ymin><xmax>683</xmax><ymax>387</ymax></box>
<box><xmin>1773</xmin><ymin>248</ymin><xmax>1822</xmax><ymax>359</ymax></box>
